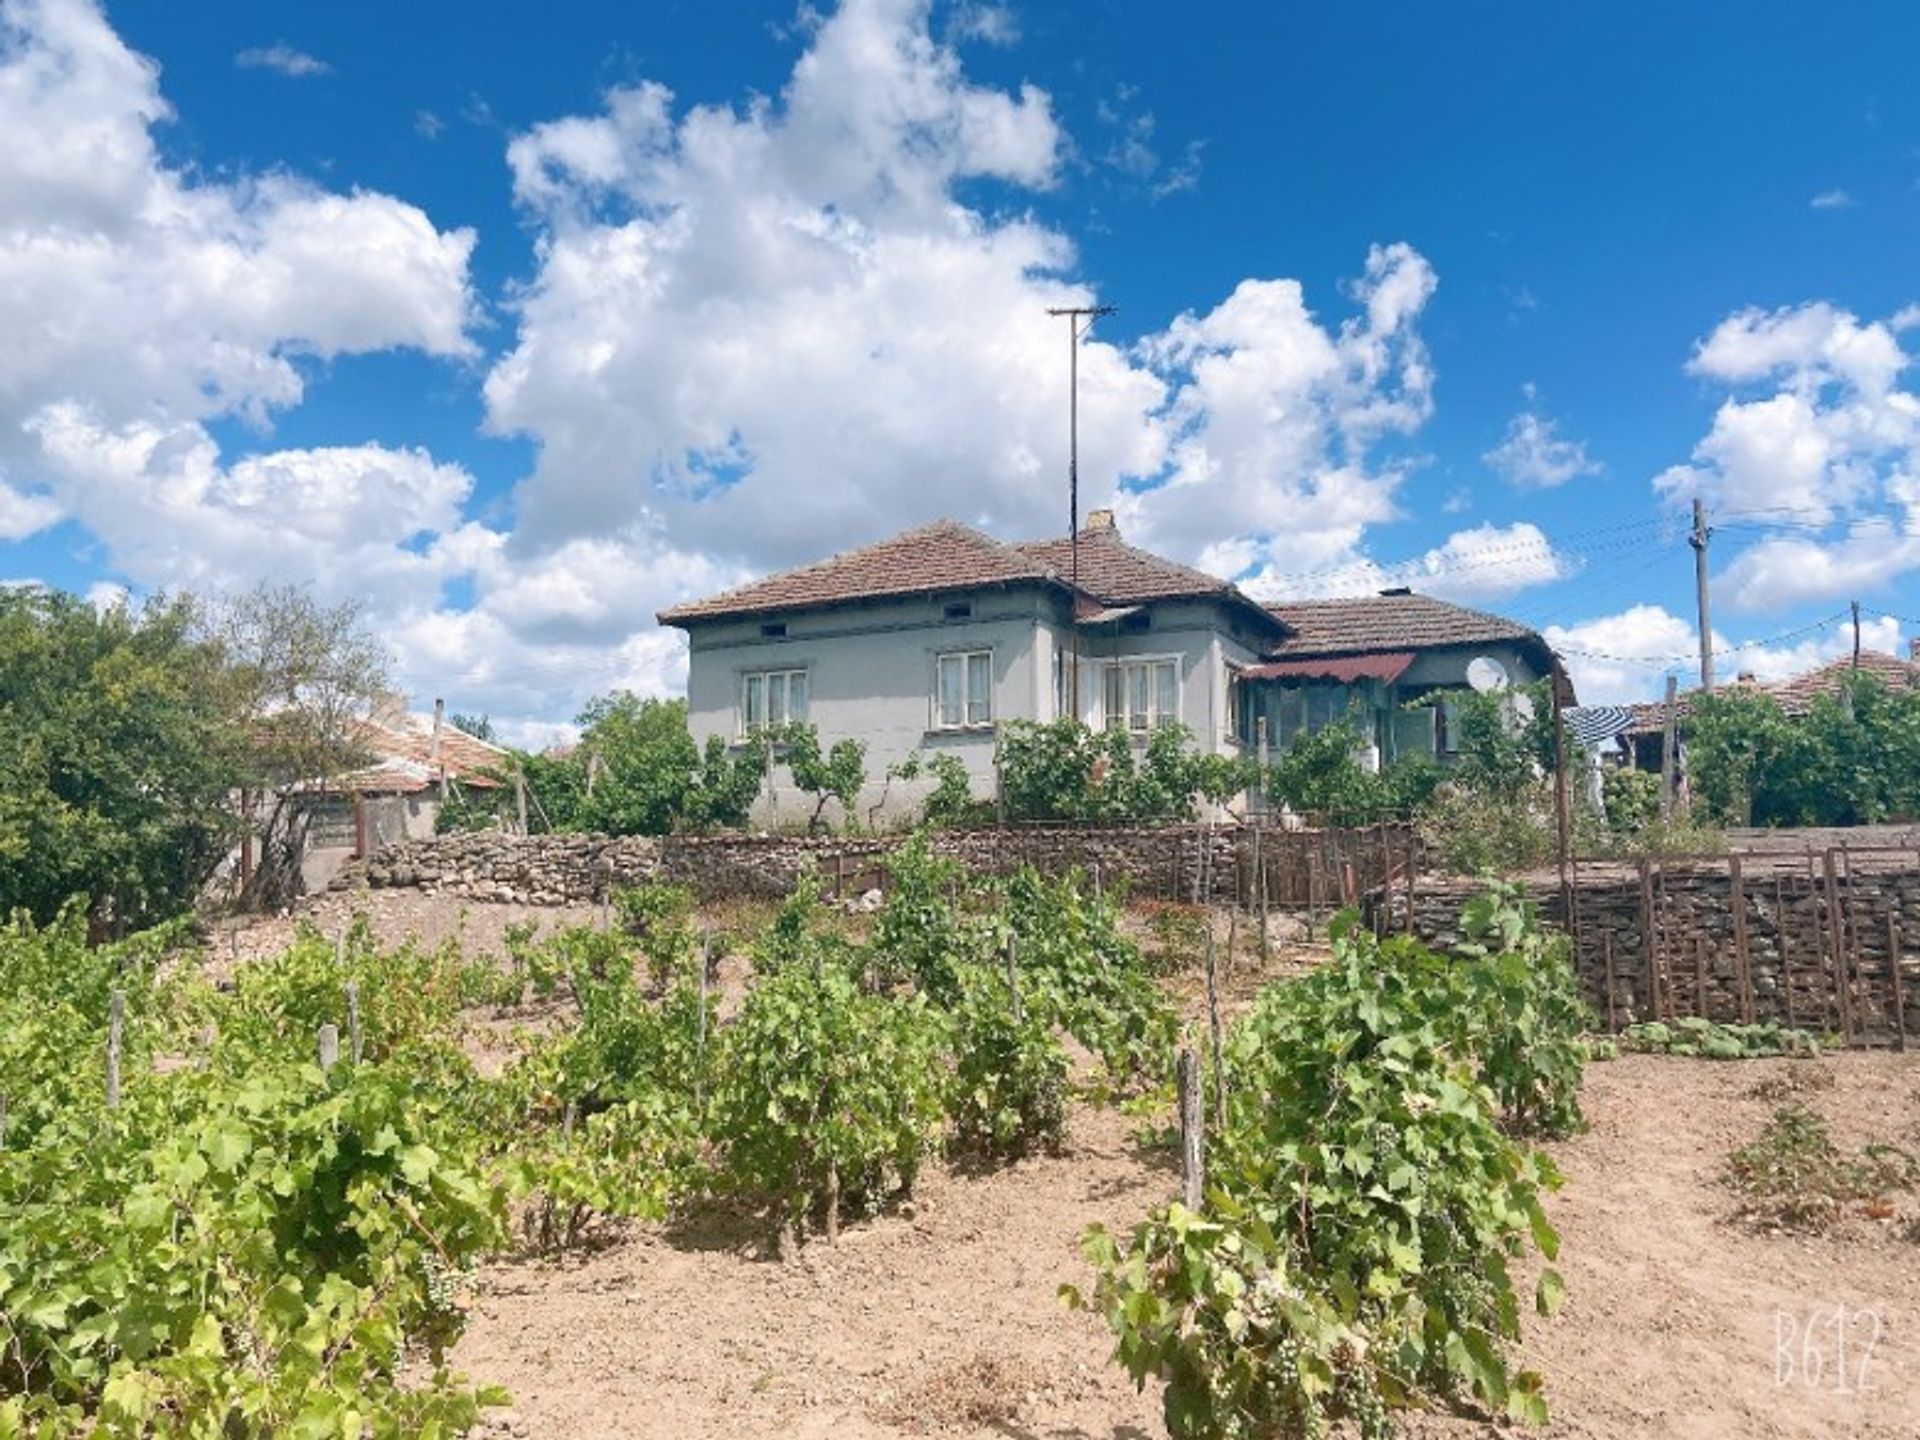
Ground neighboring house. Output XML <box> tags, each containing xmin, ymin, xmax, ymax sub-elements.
<box><xmin>658</xmin><ymin>513</ymin><xmax>1568</xmax><ymax>823</ymax></box>
<box><xmin>1617</xmin><ymin>646</ymin><xmax>1920</xmax><ymax>773</ymax></box>
<box><xmin>281</xmin><ymin>703</ymin><xmax>509</xmax><ymax>891</ymax></box>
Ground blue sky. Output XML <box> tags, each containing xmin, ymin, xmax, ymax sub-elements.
<box><xmin>4</xmin><ymin>0</ymin><xmax>1919</xmax><ymax>735</ymax></box>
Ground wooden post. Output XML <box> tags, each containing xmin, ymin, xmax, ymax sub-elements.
<box><xmin>1005</xmin><ymin>933</ymin><xmax>1022</xmax><ymax>1024</ymax></box>
<box><xmin>1603</xmin><ymin>932</ymin><xmax>1618</xmax><ymax>1034</ymax></box>
<box><xmin>1658</xmin><ymin>674</ymin><xmax>1679</xmax><ymax>822</ymax></box>
<box><xmin>335</xmin><ymin>929</ymin><xmax>347</xmax><ymax>968</ymax></box>
<box><xmin>1886</xmin><ymin>910</ymin><xmax>1908</xmax><ymax>1052</ymax></box>
<box><xmin>1342</xmin><ymin>861</ymin><xmax>1358</xmax><ymax>910</ymax></box>
<box><xmin>698</xmin><ymin>930</ymin><xmax>712</xmax><ymax>1064</ymax></box>
<box><xmin>1204</xmin><ymin>930</ymin><xmax>1226</xmax><ymax>1132</ymax></box>
<box><xmin>1091</xmin><ymin>861</ymin><xmax>1102</xmax><ymax>905</ymax></box>
<box><xmin>1403</xmin><ymin>828</ymin><xmax>1417</xmax><ymax>938</ymax></box>
<box><xmin>1692</xmin><ymin>935</ymin><xmax>1709</xmax><ymax>1022</ymax></box>
<box><xmin>1637</xmin><ymin>859</ymin><xmax>1657</xmax><ymax>1024</ymax></box>
<box><xmin>1777</xmin><ymin>877</ymin><xmax>1796</xmax><ymax>1030</ymax></box>
<box><xmin>824</xmin><ymin>1160</ymin><xmax>840</xmax><ymax>1244</ymax></box>
<box><xmin>1551</xmin><ymin>657</ymin><xmax>1574</xmax><ymax>935</ymax></box>
<box><xmin>317</xmin><ymin>1023</ymin><xmax>339</xmax><ymax>1071</ymax></box>
<box><xmin>1843</xmin><ymin>849</ymin><xmax>1869</xmax><ymax>1036</ymax></box>
<box><xmin>515</xmin><ymin>764</ymin><xmax>529</xmax><ymax>836</ymax></box>
<box><xmin>345</xmin><ymin>981</ymin><xmax>364</xmax><ymax>1065</ymax></box>
<box><xmin>1176</xmin><ymin>1047</ymin><xmax>1205</xmax><ymax>1211</ymax></box>
<box><xmin>105</xmin><ymin>989</ymin><xmax>124</xmax><ymax>1111</ymax></box>
<box><xmin>1823</xmin><ymin>849</ymin><xmax>1854</xmax><ymax>1045</ymax></box>
<box><xmin>1730</xmin><ymin>856</ymin><xmax>1755</xmax><ymax>1024</ymax></box>
<box><xmin>353</xmin><ymin>792</ymin><xmax>368</xmax><ymax>860</ymax></box>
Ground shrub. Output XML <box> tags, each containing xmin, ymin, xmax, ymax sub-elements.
<box><xmin>1726</xmin><ymin>1105</ymin><xmax>1919</xmax><ymax>1231</ymax></box>
<box><xmin>714</xmin><ymin>961</ymin><xmax>948</xmax><ymax>1241</ymax></box>
<box><xmin>948</xmin><ymin>964</ymin><xmax>1069</xmax><ymax>1158</ymax></box>
<box><xmin>1072</xmin><ymin>898</ymin><xmax>1576</xmax><ymax>1438</ymax></box>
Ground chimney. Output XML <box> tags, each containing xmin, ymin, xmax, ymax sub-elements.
<box><xmin>1085</xmin><ymin>508</ymin><xmax>1116</xmax><ymax>534</ymax></box>
<box><xmin>1910</xmin><ymin>638</ymin><xmax>1919</xmax><ymax>663</ymax></box>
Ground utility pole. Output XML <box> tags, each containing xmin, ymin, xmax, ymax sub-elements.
<box><xmin>1851</xmin><ymin>600</ymin><xmax>1863</xmax><ymax>670</ymax></box>
<box><xmin>1046</xmin><ymin>304</ymin><xmax>1116</xmax><ymax>721</ymax></box>
<box><xmin>1690</xmin><ymin>498</ymin><xmax>1714</xmax><ymax>691</ymax></box>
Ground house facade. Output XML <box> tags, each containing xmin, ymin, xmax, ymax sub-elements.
<box><xmin>659</xmin><ymin>513</ymin><xmax>1565</xmax><ymax>824</ymax></box>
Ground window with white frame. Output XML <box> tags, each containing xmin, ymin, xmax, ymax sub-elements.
<box><xmin>740</xmin><ymin>668</ymin><xmax>808</xmax><ymax>734</ymax></box>
<box><xmin>1104</xmin><ymin>658</ymin><xmax>1179</xmax><ymax>732</ymax></box>
<box><xmin>934</xmin><ymin>650</ymin><xmax>993</xmax><ymax>729</ymax></box>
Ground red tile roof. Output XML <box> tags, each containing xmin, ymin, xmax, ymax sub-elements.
<box><xmin>1009</xmin><ymin>527</ymin><xmax>1239</xmax><ymax>605</ymax></box>
<box><xmin>1620</xmin><ymin>651</ymin><xmax>1919</xmax><ymax>736</ymax></box>
<box><xmin>1764</xmin><ymin>650</ymin><xmax>1918</xmax><ymax>714</ymax></box>
<box><xmin>658</xmin><ymin>517</ymin><xmax>1277</xmax><ymax>626</ymax></box>
<box><xmin>333</xmin><ymin>713</ymin><xmax>510</xmax><ymax>794</ymax></box>
<box><xmin>657</xmin><ymin>520</ymin><xmax>1054</xmax><ymax>623</ymax></box>
<box><xmin>1240</xmin><ymin>652</ymin><xmax>1417</xmax><ymax>683</ymax></box>
<box><xmin>1264</xmin><ymin>593</ymin><xmax>1543</xmax><ymax>658</ymax></box>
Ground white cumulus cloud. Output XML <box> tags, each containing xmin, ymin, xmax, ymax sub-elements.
<box><xmin>1483</xmin><ymin>404</ymin><xmax>1601</xmax><ymax>489</ymax></box>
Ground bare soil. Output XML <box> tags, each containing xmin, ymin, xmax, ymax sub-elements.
<box><xmin>244</xmin><ymin>891</ymin><xmax>1920</xmax><ymax>1437</ymax></box>
<box><xmin>454</xmin><ymin>1054</ymin><xmax>1919</xmax><ymax>1440</ymax></box>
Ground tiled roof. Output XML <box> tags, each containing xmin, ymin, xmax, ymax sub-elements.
<box><xmin>1620</xmin><ymin>652</ymin><xmax>1920</xmax><ymax>736</ymax></box>
<box><xmin>334</xmin><ymin>713</ymin><xmax>510</xmax><ymax>794</ymax></box>
<box><xmin>1263</xmin><ymin>592</ymin><xmax>1543</xmax><ymax>658</ymax></box>
<box><xmin>1765</xmin><ymin>651</ymin><xmax>1918</xmax><ymax>714</ymax></box>
<box><xmin>1008</xmin><ymin>527</ymin><xmax>1238</xmax><ymax>605</ymax></box>
<box><xmin>657</xmin><ymin>520</ymin><xmax>1054</xmax><ymax>623</ymax></box>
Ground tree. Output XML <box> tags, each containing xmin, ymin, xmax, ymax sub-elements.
<box><xmin>782</xmin><ymin>723</ymin><xmax>868</xmax><ymax>832</ymax></box>
<box><xmin>448</xmin><ymin>712</ymin><xmax>496</xmax><ymax>743</ymax></box>
<box><xmin>0</xmin><ymin>588</ymin><xmax>235</xmax><ymax>928</ymax></box>
<box><xmin>208</xmin><ymin>585</ymin><xmax>391</xmax><ymax>910</ymax></box>
<box><xmin>575</xmin><ymin>693</ymin><xmax>763</xmax><ymax>835</ymax></box>
<box><xmin>996</xmin><ymin>718</ymin><xmax>1253</xmax><ymax>823</ymax></box>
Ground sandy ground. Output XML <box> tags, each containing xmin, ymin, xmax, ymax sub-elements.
<box><xmin>453</xmin><ymin>1052</ymin><xmax>1920</xmax><ymax>1440</ymax></box>
<box><xmin>230</xmin><ymin>892</ymin><xmax>1920</xmax><ymax>1437</ymax></box>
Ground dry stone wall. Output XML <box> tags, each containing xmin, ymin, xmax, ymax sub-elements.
<box><xmin>1378</xmin><ymin>857</ymin><xmax>1920</xmax><ymax>1045</ymax></box>
<box><xmin>335</xmin><ymin>824</ymin><xmax>1259</xmax><ymax>906</ymax></box>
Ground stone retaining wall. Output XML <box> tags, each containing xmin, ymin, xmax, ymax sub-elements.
<box><xmin>1376</xmin><ymin>857</ymin><xmax>1920</xmax><ymax>1044</ymax></box>
<box><xmin>336</xmin><ymin>824</ymin><xmax>1267</xmax><ymax>906</ymax></box>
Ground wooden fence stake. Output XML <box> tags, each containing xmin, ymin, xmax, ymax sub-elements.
<box><xmin>345</xmin><ymin>981</ymin><xmax>364</xmax><ymax>1065</ymax></box>
<box><xmin>1638</xmin><ymin>859</ymin><xmax>1656</xmax><ymax>1025</ymax></box>
<box><xmin>1730</xmin><ymin>856</ymin><xmax>1755</xmax><ymax>1025</ymax></box>
<box><xmin>1823</xmin><ymin>849</ymin><xmax>1854</xmax><ymax>1045</ymax></box>
<box><xmin>1603</xmin><ymin>933</ymin><xmax>1618</xmax><ymax>1034</ymax></box>
<box><xmin>1005</xmin><ymin>932</ymin><xmax>1022</xmax><ymax>1024</ymax></box>
<box><xmin>1776</xmin><ymin>878</ymin><xmax>1796</xmax><ymax>1031</ymax></box>
<box><xmin>1693</xmin><ymin>936</ymin><xmax>1709</xmax><ymax>1022</ymax></box>
<box><xmin>1204</xmin><ymin>931</ymin><xmax>1226</xmax><ymax>1133</ymax></box>
<box><xmin>1257</xmin><ymin>821</ymin><xmax>1271</xmax><ymax>960</ymax></box>
<box><xmin>1176</xmin><ymin>1047</ymin><xmax>1205</xmax><ymax>1211</ymax></box>
<box><xmin>1888</xmin><ymin>910</ymin><xmax>1908</xmax><ymax>1053</ymax></box>
<box><xmin>317</xmin><ymin>1023</ymin><xmax>340</xmax><ymax>1071</ymax></box>
<box><xmin>105</xmin><ymin>988</ymin><xmax>125</xmax><ymax>1111</ymax></box>
<box><xmin>698</xmin><ymin>930</ymin><xmax>712</xmax><ymax>1080</ymax></box>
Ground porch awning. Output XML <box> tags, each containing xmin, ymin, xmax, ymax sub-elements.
<box><xmin>1074</xmin><ymin>602</ymin><xmax>1144</xmax><ymax>626</ymax></box>
<box><xmin>1238</xmin><ymin>651</ymin><xmax>1416</xmax><ymax>684</ymax></box>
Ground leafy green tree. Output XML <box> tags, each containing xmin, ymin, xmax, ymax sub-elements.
<box><xmin>574</xmin><ymin>693</ymin><xmax>763</xmax><ymax>835</ymax></box>
<box><xmin>997</xmin><ymin>718</ymin><xmax>1252</xmax><ymax>822</ymax></box>
<box><xmin>781</xmin><ymin>723</ymin><xmax>868</xmax><ymax>832</ymax></box>
<box><xmin>0</xmin><ymin>589</ymin><xmax>236</xmax><ymax>928</ymax></box>
<box><xmin>1688</xmin><ymin>674</ymin><xmax>1920</xmax><ymax>827</ymax></box>
<box><xmin>1265</xmin><ymin>720</ymin><xmax>1383</xmax><ymax>823</ymax></box>
<box><xmin>211</xmin><ymin>585</ymin><xmax>391</xmax><ymax>909</ymax></box>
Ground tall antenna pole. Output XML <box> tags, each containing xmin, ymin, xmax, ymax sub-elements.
<box><xmin>1045</xmin><ymin>304</ymin><xmax>1115</xmax><ymax>722</ymax></box>
<box><xmin>1690</xmin><ymin>498</ymin><xmax>1714</xmax><ymax>692</ymax></box>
